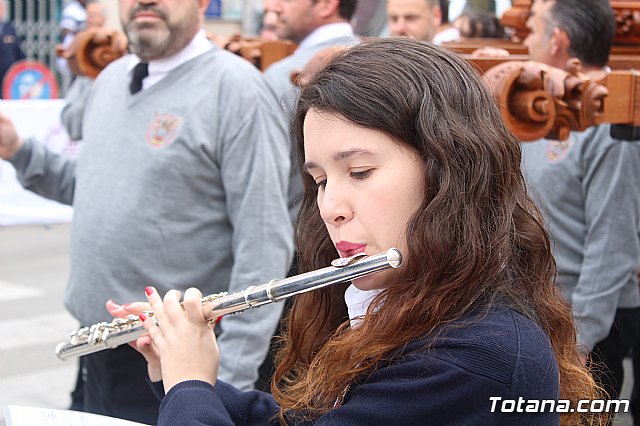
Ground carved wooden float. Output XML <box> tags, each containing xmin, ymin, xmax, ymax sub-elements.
<box><xmin>60</xmin><ymin>22</ymin><xmax>639</xmax><ymax>142</ymax></box>
<box><xmin>481</xmin><ymin>58</ymin><xmax>639</xmax><ymax>141</ymax></box>
<box><xmin>56</xmin><ymin>28</ymin><xmax>128</xmax><ymax>79</ymax></box>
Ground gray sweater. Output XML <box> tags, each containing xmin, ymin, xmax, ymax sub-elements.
<box><xmin>9</xmin><ymin>47</ymin><xmax>294</xmax><ymax>389</ymax></box>
<box><xmin>520</xmin><ymin>125</ymin><xmax>640</xmax><ymax>352</ymax></box>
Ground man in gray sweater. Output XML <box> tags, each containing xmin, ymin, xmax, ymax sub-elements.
<box><xmin>0</xmin><ymin>0</ymin><xmax>293</xmax><ymax>423</ymax></box>
<box><xmin>521</xmin><ymin>0</ymin><xmax>640</xmax><ymax>406</ymax></box>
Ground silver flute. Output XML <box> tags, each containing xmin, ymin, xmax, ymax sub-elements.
<box><xmin>55</xmin><ymin>248</ymin><xmax>402</xmax><ymax>360</ymax></box>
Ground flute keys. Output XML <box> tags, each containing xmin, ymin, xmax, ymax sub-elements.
<box><xmin>69</xmin><ymin>327</ymin><xmax>90</xmax><ymax>345</ymax></box>
<box><xmin>88</xmin><ymin>323</ymin><xmax>109</xmax><ymax>345</ymax></box>
<box><xmin>201</xmin><ymin>292</ymin><xmax>228</xmax><ymax>303</ymax></box>
<box><xmin>331</xmin><ymin>252</ymin><xmax>368</xmax><ymax>267</ymax></box>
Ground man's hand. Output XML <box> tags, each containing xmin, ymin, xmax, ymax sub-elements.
<box><xmin>470</xmin><ymin>47</ymin><xmax>511</xmax><ymax>58</ymax></box>
<box><xmin>0</xmin><ymin>112</ymin><xmax>23</xmax><ymax>160</ymax></box>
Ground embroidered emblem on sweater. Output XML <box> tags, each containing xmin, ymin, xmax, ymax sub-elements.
<box><xmin>545</xmin><ymin>138</ymin><xmax>573</xmax><ymax>164</ymax></box>
<box><xmin>146</xmin><ymin>113</ymin><xmax>183</xmax><ymax>148</ymax></box>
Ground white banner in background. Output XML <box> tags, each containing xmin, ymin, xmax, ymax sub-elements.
<box><xmin>0</xmin><ymin>100</ymin><xmax>79</xmax><ymax>226</ymax></box>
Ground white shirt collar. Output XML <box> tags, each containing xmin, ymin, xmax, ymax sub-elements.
<box><xmin>297</xmin><ymin>22</ymin><xmax>354</xmax><ymax>52</ymax></box>
<box><xmin>127</xmin><ymin>29</ymin><xmax>213</xmax><ymax>91</ymax></box>
<box><xmin>344</xmin><ymin>284</ymin><xmax>383</xmax><ymax>328</ymax></box>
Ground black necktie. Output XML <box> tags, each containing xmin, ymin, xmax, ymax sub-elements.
<box><xmin>130</xmin><ymin>62</ymin><xmax>149</xmax><ymax>94</ymax></box>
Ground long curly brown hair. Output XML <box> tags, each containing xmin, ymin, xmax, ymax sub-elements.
<box><xmin>271</xmin><ymin>38</ymin><xmax>601</xmax><ymax>425</ymax></box>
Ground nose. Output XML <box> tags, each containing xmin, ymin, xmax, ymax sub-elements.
<box><xmin>392</xmin><ymin>19</ymin><xmax>407</xmax><ymax>36</ymax></box>
<box><xmin>271</xmin><ymin>0</ymin><xmax>283</xmax><ymax>14</ymax></box>
<box><xmin>318</xmin><ymin>182</ymin><xmax>353</xmax><ymax>226</ymax></box>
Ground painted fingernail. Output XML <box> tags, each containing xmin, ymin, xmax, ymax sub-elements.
<box><xmin>215</xmin><ymin>316</ymin><xmax>223</xmax><ymax>325</ymax></box>
<box><xmin>139</xmin><ymin>314</ymin><xmax>147</xmax><ymax>322</ymax></box>
<box><xmin>145</xmin><ymin>286</ymin><xmax>154</xmax><ymax>296</ymax></box>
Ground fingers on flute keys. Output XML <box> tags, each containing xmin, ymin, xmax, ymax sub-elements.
<box><xmin>162</xmin><ymin>289</ymin><xmax>184</xmax><ymax>325</ymax></box>
<box><xmin>183</xmin><ymin>287</ymin><xmax>205</xmax><ymax>324</ymax></box>
<box><xmin>142</xmin><ymin>286</ymin><xmax>166</xmax><ymax>340</ymax></box>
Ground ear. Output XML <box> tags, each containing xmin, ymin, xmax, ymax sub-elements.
<box><xmin>199</xmin><ymin>0</ymin><xmax>211</xmax><ymax>14</ymax></box>
<box><xmin>549</xmin><ymin>27</ymin><xmax>570</xmax><ymax>58</ymax></box>
<box><xmin>432</xmin><ymin>4</ymin><xmax>442</xmax><ymax>28</ymax></box>
<box><xmin>316</xmin><ymin>0</ymin><xmax>341</xmax><ymax>20</ymax></box>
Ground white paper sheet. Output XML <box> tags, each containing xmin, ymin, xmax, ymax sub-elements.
<box><xmin>4</xmin><ymin>405</ymin><xmax>149</xmax><ymax>426</ymax></box>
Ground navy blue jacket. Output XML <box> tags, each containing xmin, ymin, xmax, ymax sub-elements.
<box><xmin>152</xmin><ymin>307</ymin><xmax>560</xmax><ymax>425</ymax></box>
<box><xmin>0</xmin><ymin>22</ymin><xmax>26</xmax><ymax>92</ymax></box>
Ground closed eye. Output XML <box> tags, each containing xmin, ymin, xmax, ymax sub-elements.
<box><xmin>314</xmin><ymin>178</ymin><xmax>327</xmax><ymax>189</ymax></box>
<box><xmin>351</xmin><ymin>169</ymin><xmax>373</xmax><ymax>180</ymax></box>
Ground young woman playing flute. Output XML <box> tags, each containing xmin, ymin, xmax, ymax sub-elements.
<box><xmin>111</xmin><ymin>38</ymin><xmax>602</xmax><ymax>425</ymax></box>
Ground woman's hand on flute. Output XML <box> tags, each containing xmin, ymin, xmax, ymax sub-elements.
<box><xmin>105</xmin><ymin>297</ymin><xmax>161</xmax><ymax>381</ymax></box>
<box><xmin>142</xmin><ymin>286</ymin><xmax>220</xmax><ymax>393</ymax></box>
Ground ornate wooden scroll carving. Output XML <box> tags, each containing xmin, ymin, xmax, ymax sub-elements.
<box><xmin>483</xmin><ymin>59</ymin><xmax>608</xmax><ymax>140</ymax></box>
<box><xmin>58</xmin><ymin>6</ymin><xmax>637</xmax><ymax>143</ymax></box>
<box><xmin>59</xmin><ymin>31</ymin><xmax>296</xmax><ymax>78</ymax></box>
<box><xmin>613</xmin><ymin>1</ymin><xmax>640</xmax><ymax>45</ymax></box>
<box><xmin>57</xmin><ymin>28</ymin><xmax>128</xmax><ymax>79</ymax></box>
<box><xmin>499</xmin><ymin>0</ymin><xmax>532</xmax><ymax>42</ymax></box>
<box><xmin>482</xmin><ymin>58</ymin><xmax>638</xmax><ymax>141</ymax></box>
<box><xmin>221</xmin><ymin>35</ymin><xmax>297</xmax><ymax>71</ymax></box>
<box><xmin>447</xmin><ymin>0</ymin><xmax>640</xmax><ymax>140</ymax></box>
<box><xmin>466</xmin><ymin>54</ymin><xmax>640</xmax><ymax>73</ymax></box>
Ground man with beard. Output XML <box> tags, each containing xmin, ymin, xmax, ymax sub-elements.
<box><xmin>0</xmin><ymin>0</ymin><xmax>293</xmax><ymax>423</ymax></box>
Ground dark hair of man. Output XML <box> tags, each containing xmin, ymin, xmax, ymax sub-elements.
<box><xmin>271</xmin><ymin>38</ymin><xmax>601</xmax><ymax>424</ymax></box>
<box><xmin>439</xmin><ymin>0</ymin><xmax>450</xmax><ymax>23</ymax></box>
<box><xmin>338</xmin><ymin>0</ymin><xmax>357</xmax><ymax>20</ymax></box>
<box><xmin>547</xmin><ymin>0</ymin><xmax>615</xmax><ymax>68</ymax></box>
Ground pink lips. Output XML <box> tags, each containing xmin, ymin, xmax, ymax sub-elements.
<box><xmin>335</xmin><ymin>241</ymin><xmax>367</xmax><ymax>258</ymax></box>
<box><xmin>133</xmin><ymin>12</ymin><xmax>162</xmax><ymax>21</ymax></box>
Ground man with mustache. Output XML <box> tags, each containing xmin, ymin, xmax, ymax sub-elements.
<box><xmin>0</xmin><ymin>0</ymin><xmax>293</xmax><ymax>423</ymax></box>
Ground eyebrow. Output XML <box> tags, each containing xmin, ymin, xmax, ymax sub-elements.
<box><xmin>303</xmin><ymin>148</ymin><xmax>376</xmax><ymax>171</ymax></box>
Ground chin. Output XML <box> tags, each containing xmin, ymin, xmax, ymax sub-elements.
<box><xmin>352</xmin><ymin>271</ymin><xmax>390</xmax><ymax>291</ymax></box>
